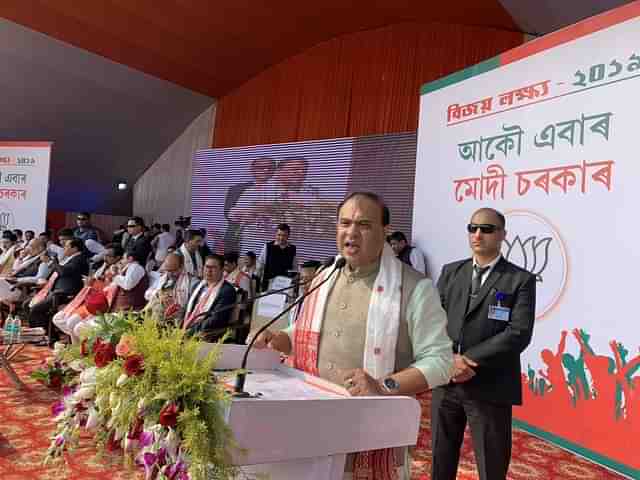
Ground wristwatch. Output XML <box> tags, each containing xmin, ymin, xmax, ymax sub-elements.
<box><xmin>380</xmin><ymin>377</ymin><xmax>400</xmax><ymax>394</ymax></box>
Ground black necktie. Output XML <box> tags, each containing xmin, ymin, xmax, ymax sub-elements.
<box><xmin>471</xmin><ymin>264</ymin><xmax>490</xmax><ymax>296</ymax></box>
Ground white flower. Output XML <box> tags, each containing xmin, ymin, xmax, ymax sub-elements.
<box><xmin>69</xmin><ymin>360</ymin><xmax>85</xmax><ymax>372</ymax></box>
<box><xmin>80</xmin><ymin>366</ymin><xmax>96</xmax><ymax>383</ymax></box>
<box><xmin>116</xmin><ymin>373</ymin><xmax>128</xmax><ymax>387</ymax></box>
<box><xmin>114</xmin><ymin>427</ymin><xmax>126</xmax><ymax>441</ymax></box>
<box><xmin>165</xmin><ymin>428</ymin><xmax>179</xmax><ymax>459</ymax></box>
<box><xmin>72</xmin><ymin>386</ymin><xmax>95</xmax><ymax>402</ymax></box>
<box><xmin>86</xmin><ymin>407</ymin><xmax>100</xmax><ymax>429</ymax></box>
<box><xmin>137</xmin><ymin>396</ymin><xmax>147</xmax><ymax>410</ymax></box>
<box><xmin>53</xmin><ymin>342</ymin><xmax>66</xmax><ymax>356</ymax></box>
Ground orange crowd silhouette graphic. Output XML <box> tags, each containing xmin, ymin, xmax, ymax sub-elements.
<box><xmin>515</xmin><ymin>328</ymin><xmax>640</xmax><ymax>469</ymax></box>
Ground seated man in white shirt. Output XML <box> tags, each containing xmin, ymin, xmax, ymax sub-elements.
<box><xmin>73</xmin><ymin>249</ymin><xmax>149</xmax><ymax>340</ymax></box>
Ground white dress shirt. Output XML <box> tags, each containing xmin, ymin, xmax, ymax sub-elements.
<box><xmin>472</xmin><ymin>254</ymin><xmax>502</xmax><ymax>287</ymax></box>
<box><xmin>112</xmin><ymin>262</ymin><xmax>146</xmax><ymax>290</ymax></box>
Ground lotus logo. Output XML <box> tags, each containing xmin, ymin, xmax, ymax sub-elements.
<box><xmin>502</xmin><ymin>210</ymin><xmax>567</xmax><ymax>321</ymax></box>
<box><xmin>503</xmin><ymin>235</ymin><xmax>552</xmax><ymax>282</ymax></box>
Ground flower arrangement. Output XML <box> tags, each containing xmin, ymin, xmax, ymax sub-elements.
<box><xmin>30</xmin><ymin>342</ymin><xmax>78</xmax><ymax>389</ymax></box>
<box><xmin>45</xmin><ymin>311</ymin><xmax>240</xmax><ymax>480</ymax></box>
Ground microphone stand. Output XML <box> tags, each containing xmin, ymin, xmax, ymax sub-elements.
<box><xmin>233</xmin><ymin>258</ymin><xmax>346</xmax><ymax>397</ymax></box>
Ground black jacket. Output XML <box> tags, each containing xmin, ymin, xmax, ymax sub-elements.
<box><xmin>52</xmin><ymin>253</ymin><xmax>89</xmax><ymax>297</ymax></box>
<box><xmin>437</xmin><ymin>257</ymin><xmax>536</xmax><ymax>405</ymax></box>
<box><xmin>186</xmin><ymin>281</ymin><xmax>237</xmax><ymax>336</ymax></box>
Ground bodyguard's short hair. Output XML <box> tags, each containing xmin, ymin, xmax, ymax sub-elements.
<box><xmin>58</xmin><ymin>228</ymin><xmax>74</xmax><ymax>238</ymax></box>
<box><xmin>128</xmin><ymin>216</ymin><xmax>145</xmax><ymax>227</ymax></box>
<box><xmin>337</xmin><ymin>192</ymin><xmax>390</xmax><ymax>226</ymax></box>
<box><xmin>276</xmin><ymin>223</ymin><xmax>290</xmax><ymax>233</ymax></box>
<box><xmin>473</xmin><ymin>208</ymin><xmax>506</xmax><ymax>229</ymax></box>
<box><xmin>388</xmin><ymin>231</ymin><xmax>408</xmax><ymax>243</ymax></box>
<box><xmin>245</xmin><ymin>251</ymin><xmax>256</xmax><ymax>260</ymax></box>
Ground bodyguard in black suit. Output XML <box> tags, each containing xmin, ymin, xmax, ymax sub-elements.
<box><xmin>124</xmin><ymin>217</ymin><xmax>152</xmax><ymax>265</ymax></box>
<box><xmin>431</xmin><ymin>208</ymin><xmax>536</xmax><ymax>480</ymax></box>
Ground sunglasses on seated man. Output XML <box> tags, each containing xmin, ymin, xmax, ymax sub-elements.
<box><xmin>467</xmin><ymin>223</ymin><xmax>502</xmax><ymax>234</ymax></box>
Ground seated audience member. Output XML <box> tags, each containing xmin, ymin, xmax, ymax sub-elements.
<box><xmin>13</xmin><ymin>229</ymin><xmax>24</xmax><ymax>246</ymax></box>
<box><xmin>107</xmin><ymin>249</ymin><xmax>150</xmax><ymax>312</ymax></box>
<box><xmin>223</xmin><ymin>252</ymin><xmax>251</xmax><ymax>293</ymax></box>
<box><xmin>241</xmin><ymin>251</ymin><xmax>257</xmax><ymax>277</ymax></box>
<box><xmin>38</xmin><ymin>230</ymin><xmax>52</xmax><ymax>245</ymax></box>
<box><xmin>24</xmin><ymin>230</ymin><xmax>35</xmax><ymax>244</ymax></box>
<box><xmin>182</xmin><ymin>255</ymin><xmax>236</xmax><ymax>339</ymax></box>
<box><xmin>178</xmin><ymin>229</ymin><xmax>204</xmax><ymax>278</ymax></box>
<box><xmin>48</xmin><ymin>228</ymin><xmax>74</xmax><ymax>260</ymax></box>
<box><xmin>73</xmin><ymin>212</ymin><xmax>99</xmax><ymax>242</ymax></box>
<box><xmin>73</xmin><ymin>248</ymin><xmax>149</xmax><ymax>340</ymax></box>
<box><xmin>0</xmin><ymin>239</ymin><xmax>48</xmax><ymax>308</ymax></box>
<box><xmin>52</xmin><ymin>245</ymin><xmax>123</xmax><ymax>342</ymax></box>
<box><xmin>28</xmin><ymin>238</ymin><xmax>89</xmax><ymax>344</ymax></box>
<box><xmin>288</xmin><ymin>260</ymin><xmax>322</xmax><ymax>326</ymax></box>
<box><xmin>144</xmin><ymin>252</ymin><xmax>199</xmax><ymax>324</ymax></box>
<box><xmin>388</xmin><ymin>231</ymin><xmax>427</xmax><ymax>275</ymax></box>
<box><xmin>0</xmin><ymin>231</ymin><xmax>18</xmax><ymax>276</ymax></box>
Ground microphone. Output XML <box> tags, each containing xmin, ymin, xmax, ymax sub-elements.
<box><xmin>233</xmin><ymin>257</ymin><xmax>346</xmax><ymax>397</ymax></box>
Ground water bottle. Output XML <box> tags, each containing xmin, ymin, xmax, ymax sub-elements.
<box><xmin>12</xmin><ymin>315</ymin><xmax>21</xmax><ymax>343</ymax></box>
<box><xmin>2</xmin><ymin>315</ymin><xmax>11</xmax><ymax>343</ymax></box>
<box><xmin>4</xmin><ymin>315</ymin><xmax>15</xmax><ymax>343</ymax></box>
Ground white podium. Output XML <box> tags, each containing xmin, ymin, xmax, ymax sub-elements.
<box><xmin>206</xmin><ymin>344</ymin><xmax>422</xmax><ymax>480</ymax></box>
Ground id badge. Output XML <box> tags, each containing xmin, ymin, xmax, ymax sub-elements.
<box><xmin>488</xmin><ymin>305</ymin><xmax>510</xmax><ymax>322</ymax></box>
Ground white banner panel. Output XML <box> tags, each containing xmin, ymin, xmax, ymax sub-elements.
<box><xmin>414</xmin><ymin>4</ymin><xmax>640</xmax><ymax>477</ymax></box>
<box><xmin>0</xmin><ymin>142</ymin><xmax>51</xmax><ymax>233</ymax></box>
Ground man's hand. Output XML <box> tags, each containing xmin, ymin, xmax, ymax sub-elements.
<box><xmin>253</xmin><ymin>329</ymin><xmax>275</xmax><ymax>349</ymax></box>
<box><xmin>451</xmin><ymin>354</ymin><xmax>478</xmax><ymax>383</ymax></box>
<box><xmin>252</xmin><ymin>329</ymin><xmax>292</xmax><ymax>355</ymax></box>
<box><xmin>341</xmin><ymin>368</ymin><xmax>385</xmax><ymax>396</ymax></box>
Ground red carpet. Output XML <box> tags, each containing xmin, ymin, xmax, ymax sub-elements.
<box><xmin>0</xmin><ymin>346</ymin><xmax>628</xmax><ymax>479</ymax></box>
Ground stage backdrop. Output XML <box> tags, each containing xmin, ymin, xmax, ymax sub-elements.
<box><xmin>414</xmin><ymin>3</ymin><xmax>640</xmax><ymax>477</ymax></box>
<box><xmin>191</xmin><ymin>132</ymin><xmax>417</xmax><ymax>263</ymax></box>
<box><xmin>0</xmin><ymin>142</ymin><xmax>51</xmax><ymax>233</ymax></box>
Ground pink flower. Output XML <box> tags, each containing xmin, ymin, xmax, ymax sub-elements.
<box><xmin>116</xmin><ymin>334</ymin><xmax>136</xmax><ymax>358</ymax></box>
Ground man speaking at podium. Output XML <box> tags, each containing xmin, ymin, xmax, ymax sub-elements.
<box><xmin>254</xmin><ymin>192</ymin><xmax>453</xmax><ymax>480</ymax></box>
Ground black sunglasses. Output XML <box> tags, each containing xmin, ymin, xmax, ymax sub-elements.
<box><xmin>126</xmin><ymin>224</ymin><xmax>137</xmax><ymax>228</ymax></box>
<box><xmin>467</xmin><ymin>223</ymin><xmax>501</xmax><ymax>234</ymax></box>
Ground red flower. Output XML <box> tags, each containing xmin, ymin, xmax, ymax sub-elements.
<box><xmin>93</xmin><ymin>341</ymin><xmax>116</xmax><ymax>368</ymax></box>
<box><xmin>49</xmin><ymin>373</ymin><xmax>62</xmax><ymax>389</ymax></box>
<box><xmin>92</xmin><ymin>337</ymin><xmax>104</xmax><ymax>353</ymax></box>
<box><xmin>128</xmin><ymin>415</ymin><xmax>144</xmax><ymax>440</ymax></box>
<box><xmin>106</xmin><ymin>431</ymin><xmax>121</xmax><ymax>452</ymax></box>
<box><xmin>158</xmin><ymin>403</ymin><xmax>179</xmax><ymax>428</ymax></box>
<box><xmin>80</xmin><ymin>338</ymin><xmax>89</xmax><ymax>357</ymax></box>
<box><xmin>123</xmin><ymin>354</ymin><xmax>145</xmax><ymax>377</ymax></box>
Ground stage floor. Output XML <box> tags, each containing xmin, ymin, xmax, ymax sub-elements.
<box><xmin>0</xmin><ymin>345</ymin><xmax>625</xmax><ymax>480</ymax></box>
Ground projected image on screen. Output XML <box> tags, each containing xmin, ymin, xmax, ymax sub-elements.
<box><xmin>192</xmin><ymin>132</ymin><xmax>417</xmax><ymax>265</ymax></box>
